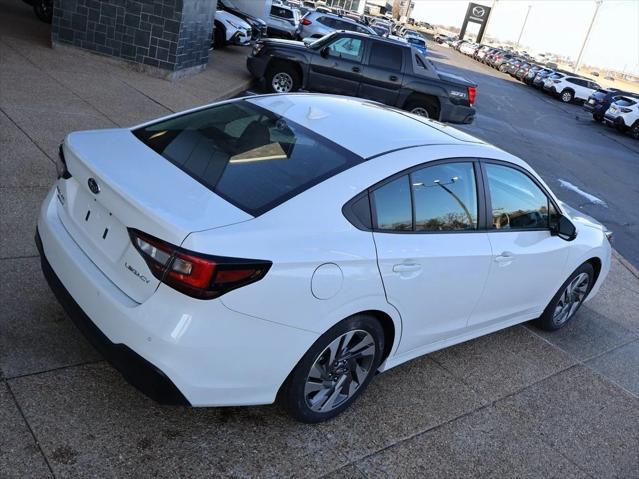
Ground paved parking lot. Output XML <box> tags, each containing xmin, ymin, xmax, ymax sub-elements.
<box><xmin>429</xmin><ymin>42</ymin><xmax>639</xmax><ymax>269</ymax></box>
<box><xmin>1</xmin><ymin>6</ymin><xmax>639</xmax><ymax>478</ymax></box>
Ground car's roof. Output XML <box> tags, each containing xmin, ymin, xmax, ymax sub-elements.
<box><xmin>246</xmin><ymin>94</ymin><xmax>484</xmax><ymax>158</ymax></box>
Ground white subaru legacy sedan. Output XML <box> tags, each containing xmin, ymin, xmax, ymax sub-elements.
<box><xmin>37</xmin><ymin>94</ymin><xmax>611</xmax><ymax>422</ymax></box>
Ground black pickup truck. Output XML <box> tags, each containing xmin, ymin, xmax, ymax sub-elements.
<box><xmin>246</xmin><ymin>31</ymin><xmax>476</xmax><ymax>124</ymax></box>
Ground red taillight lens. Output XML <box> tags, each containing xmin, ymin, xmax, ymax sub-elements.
<box><xmin>468</xmin><ymin>86</ymin><xmax>476</xmax><ymax>106</ymax></box>
<box><xmin>301</xmin><ymin>18</ymin><xmax>312</xmax><ymax>25</ymax></box>
<box><xmin>129</xmin><ymin>229</ymin><xmax>271</xmax><ymax>300</ymax></box>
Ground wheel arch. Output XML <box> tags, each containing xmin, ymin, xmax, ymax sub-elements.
<box><xmin>402</xmin><ymin>93</ymin><xmax>441</xmax><ymax>118</ymax></box>
<box><xmin>266</xmin><ymin>57</ymin><xmax>306</xmax><ymax>87</ymax></box>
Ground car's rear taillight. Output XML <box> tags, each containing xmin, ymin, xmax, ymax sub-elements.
<box><xmin>129</xmin><ymin>229</ymin><xmax>271</xmax><ymax>300</ymax></box>
<box><xmin>468</xmin><ymin>86</ymin><xmax>476</xmax><ymax>106</ymax></box>
<box><xmin>553</xmin><ymin>79</ymin><xmax>561</xmax><ymax>83</ymax></box>
<box><xmin>301</xmin><ymin>18</ymin><xmax>312</xmax><ymax>25</ymax></box>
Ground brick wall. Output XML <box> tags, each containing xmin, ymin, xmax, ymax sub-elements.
<box><xmin>51</xmin><ymin>0</ymin><xmax>216</xmax><ymax>76</ymax></box>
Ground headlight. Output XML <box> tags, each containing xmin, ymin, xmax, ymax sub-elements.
<box><xmin>252</xmin><ymin>42</ymin><xmax>265</xmax><ymax>56</ymax></box>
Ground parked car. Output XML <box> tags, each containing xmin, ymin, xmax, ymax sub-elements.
<box><xmin>502</xmin><ymin>58</ymin><xmax>525</xmax><ymax>75</ymax></box>
<box><xmin>267</xmin><ymin>3</ymin><xmax>301</xmax><ymax>39</ymax></box>
<box><xmin>514</xmin><ymin>63</ymin><xmax>537</xmax><ymax>82</ymax></box>
<box><xmin>483</xmin><ymin>48</ymin><xmax>502</xmax><ymax>65</ymax></box>
<box><xmin>38</xmin><ymin>93</ymin><xmax>611</xmax><ymax>423</ymax></box>
<box><xmin>247</xmin><ymin>31</ymin><xmax>477</xmax><ymax>123</ymax></box>
<box><xmin>296</xmin><ymin>11</ymin><xmax>375</xmax><ymax>39</ymax></box>
<box><xmin>213</xmin><ymin>10</ymin><xmax>252</xmax><ymax>48</ymax></box>
<box><xmin>584</xmin><ymin>88</ymin><xmax>632</xmax><ymax>122</ymax></box>
<box><xmin>22</xmin><ymin>0</ymin><xmax>52</xmax><ymax>23</ymax></box>
<box><xmin>524</xmin><ymin>66</ymin><xmax>551</xmax><ymax>85</ymax></box>
<box><xmin>544</xmin><ymin>74</ymin><xmax>600</xmax><ymax>103</ymax></box>
<box><xmin>492</xmin><ymin>52</ymin><xmax>514</xmax><ymax>69</ymax></box>
<box><xmin>405</xmin><ymin>35</ymin><xmax>428</xmax><ymax>55</ymax></box>
<box><xmin>604</xmin><ymin>96</ymin><xmax>639</xmax><ymax>138</ymax></box>
<box><xmin>474</xmin><ymin>45</ymin><xmax>492</xmax><ymax>61</ymax></box>
<box><xmin>217</xmin><ymin>0</ymin><xmax>268</xmax><ymax>41</ymax></box>
<box><xmin>532</xmin><ymin>68</ymin><xmax>556</xmax><ymax>88</ymax></box>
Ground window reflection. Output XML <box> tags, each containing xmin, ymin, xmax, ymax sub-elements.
<box><xmin>373</xmin><ymin>176</ymin><xmax>412</xmax><ymax>231</ymax></box>
<box><xmin>485</xmin><ymin>164</ymin><xmax>550</xmax><ymax>230</ymax></box>
<box><xmin>412</xmin><ymin>163</ymin><xmax>477</xmax><ymax>231</ymax></box>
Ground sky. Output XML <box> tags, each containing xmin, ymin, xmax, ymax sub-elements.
<box><xmin>411</xmin><ymin>0</ymin><xmax>639</xmax><ymax>74</ymax></box>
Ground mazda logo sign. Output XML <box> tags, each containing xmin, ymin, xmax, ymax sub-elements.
<box><xmin>88</xmin><ymin>177</ymin><xmax>100</xmax><ymax>194</ymax></box>
<box><xmin>472</xmin><ymin>6</ymin><xmax>485</xmax><ymax>17</ymax></box>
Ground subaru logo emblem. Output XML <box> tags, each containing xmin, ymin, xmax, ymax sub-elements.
<box><xmin>88</xmin><ymin>178</ymin><xmax>100</xmax><ymax>194</ymax></box>
<box><xmin>472</xmin><ymin>6</ymin><xmax>485</xmax><ymax>17</ymax></box>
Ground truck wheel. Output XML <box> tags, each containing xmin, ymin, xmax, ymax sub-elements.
<box><xmin>266</xmin><ymin>63</ymin><xmax>300</xmax><ymax>93</ymax></box>
<box><xmin>213</xmin><ymin>24</ymin><xmax>226</xmax><ymax>49</ymax></box>
<box><xmin>405</xmin><ymin>98</ymin><xmax>438</xmax><ymax>119</ymax></box>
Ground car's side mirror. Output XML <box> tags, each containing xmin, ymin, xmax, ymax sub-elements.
<box><xmin>320</xmin><ymin>46</ymin><xmax>329</xmax><ymax>58</ymax></box>
<box><xmin>551</xmin><ymin>215</ymin><xmax>577</xmax><ymax>241</ymax></box>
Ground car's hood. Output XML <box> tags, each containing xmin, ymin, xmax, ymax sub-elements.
<box><xmin>264</xmin><ymin>38</ymin><xmax>307</xmax><ymax>50</ymax></box>
<box><xmin>559</xmin><ymin>201</ymin><xmax>604</xmax><ymax>231</ymax></box>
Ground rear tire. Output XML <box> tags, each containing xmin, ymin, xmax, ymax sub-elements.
<box><xmin>631</xmin><ymin>122</ymin><xmax>639</xmax><ymax>140</ymax></box>
<box><xmin>533</xmin><ymin>263</ymin><xmax>594</xmax><ymax>331</ymax></box>
<box><xmin>279</xmin><ymin>314</ymin><xmax>384</xmax><ymax>423</ymax></box>
<box><xmin>593</xmin><ymin>111</ymin><xmax>604</xmax><ymax>122</ymax></box>
<box><xmin>213</xmin><ymin>24</ymin><xmax>226</xmax><ymax>49</ymax></box>
<box><xmin>405</xmin><ymin>97</ymin><xmax>439</xmax><ymax>119</ymax></box>
<box><xmin>560</xmin><ymin>89</ymin><xmax>574</xmax><ymax>103</ymax></box>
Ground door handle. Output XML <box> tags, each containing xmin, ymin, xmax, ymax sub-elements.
<box><xmin>494</xmin><ymin>252</ymin><xmax>515</xmax><ymax>263</ymax></box>
<box><xmin>352</xmin><ymin>66</ymin><xmax>360</xmax><ymax>73</ymax></box>
<box><xmin>393</xmin><ymin>263</ymin><xmax>422</xmax><ymax>273</ymax></box>
<box><xmin>389</xmin><ymin>75</ymin><xmax>398</xmax><ymax>81</ymax></box>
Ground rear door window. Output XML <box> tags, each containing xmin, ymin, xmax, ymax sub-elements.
<box><xmin>369</xmin><ymin>42</ymin><xmax>403</xmax><ymax>70</ymax></box>
<box><xmin>133</xmin><ymin>100</ymin><xmax>363</xmax><ymax>216</ymax></box>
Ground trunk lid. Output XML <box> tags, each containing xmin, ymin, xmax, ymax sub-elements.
<box><xmin>57</xmin><ymin>128</ymin><xmax>252</xmax><ymax>303</ymax></box>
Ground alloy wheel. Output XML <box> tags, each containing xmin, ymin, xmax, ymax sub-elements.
<box><xmin>410</xmin><ymin>107</ymin><xmax>430</xmax><ymax>118</ymax></box>
<box><xmin>561</xmin><ymin>92</ymin><xmax>572</xmax><ymax>102</ymax></box>
<box><xmin>552</xmin><ymin>272</ymin><xmax>590</xmax><ymax>326</ymax></box>
<box><xmin>304</xmin><ymin>330</ymin><xmax>376</xmax><ymax>412</ymax></box>
<box><xmin>271</xmin><ymin>72</ymin><xmax>293</xmax><ymax>93</ymax></box>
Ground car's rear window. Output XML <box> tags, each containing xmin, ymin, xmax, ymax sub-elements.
<box><xmin>614</xmin><ymin>97</ymin><xmax>637</xmax><ymax>107</ymax></box>
<box><xmin>133</xmin><ymin>100</ymin><xmax>363</xmax><ymax>216</ymax></box>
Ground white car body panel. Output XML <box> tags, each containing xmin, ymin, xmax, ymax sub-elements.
<box><xmin>215</xmin><ymin>10</ymin><xmax>252</xmax><ymax>45</ymax></box>
<box><xmin>38</xmin><ymin>94</ymin><xmax>612</xmax><ymax>407</ymax></box>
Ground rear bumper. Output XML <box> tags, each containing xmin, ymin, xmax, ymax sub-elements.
<box><xmin>37</xmin><ymin>185</ymin><xmax>318</xmax><ymax>406</ymax></box>
<box><xmin>440</xmin><ymin>101</ymin><xmax>475</xmax><ymax>124</ymax></box>
<box><xmin>36</xmin><ymin>230</ymin><xmax>189</xmax><ymax>405</ymax></box>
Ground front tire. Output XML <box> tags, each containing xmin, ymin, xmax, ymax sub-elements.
<box><xmin>533</xmin><ymin>262</ymin><xmax>594</xmax><ymax>331</ymax></box>
<box><xmin>279</xmin><ymin>314</ymin><xmax>384</xmax><ymax>423</ymax></box>
<box><xmin>631</xmin><ymin>122</ymin><xmax>639</xmax><ymax>140</ymax></box>
<box><xmin>33</xmin><ymin>0</ymin><xmax>53</xmax><ymax>23</ymax></box>
<box><xmin>265</xmin><ymin>63</ymin><xmax>300</xmax><ymax>93</ymax></box>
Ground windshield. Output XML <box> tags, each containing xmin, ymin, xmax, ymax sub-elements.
<box><xmin>407</xmin><ymin>37</ymin><xmax>425</xmax><ymax>46</ymax></box>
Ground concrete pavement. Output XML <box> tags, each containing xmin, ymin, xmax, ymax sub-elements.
<box><xmin>1</xmin><ymin>4</ymin><xmax>638</xmax><ymax>478</ymax></box>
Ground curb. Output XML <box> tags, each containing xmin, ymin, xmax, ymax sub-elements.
<box><xmin>613</xmin><ymin>249</ymin><xmax>639</xmax><ymax>280</ymax></box>
<box><xmin>213</xmin><ymin>79</ymin><xmax>256</xmax><ymax>102</ymax></box>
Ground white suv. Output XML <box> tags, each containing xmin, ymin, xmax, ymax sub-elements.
<box><xmin>544</xmin><ymin>74</ymin><xmax>600</xmax><ymax>103</ymax></box>
<box><xmin>604</xmin><ymin>96</ymin><xmax>639</xmax><ymax>139</ymax></box>
<box><xmin>213</xmin><ymin>10</ymin><xmax>252</xmax><ymax>48</ymax></box>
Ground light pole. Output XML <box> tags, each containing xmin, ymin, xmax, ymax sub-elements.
<box><xmin>516</xmin><ymin>5</ymin><xmax>532</xmax><ymax>50</ymax></box>
<box><xmin>575</xmin><ymin>0</ymin><xmax>603</xmax><ymax>74</ymax></box>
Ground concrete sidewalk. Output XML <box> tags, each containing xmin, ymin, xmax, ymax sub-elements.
<box><xmin>1</xmin><ymin>3</ymin><xmax>638</xmax><ymax>478</ymax></box>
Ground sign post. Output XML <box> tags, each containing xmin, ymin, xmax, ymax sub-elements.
<box><xmin>459</xmin><ymin>2</ymin><xmax>492</xmax><ymax>43</ymax></box>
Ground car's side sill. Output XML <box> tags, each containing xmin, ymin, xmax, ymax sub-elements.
<box><xmin>378</xmin><ymin>313</ymin><xmax>540</xmax><ymax>372</ymax></box>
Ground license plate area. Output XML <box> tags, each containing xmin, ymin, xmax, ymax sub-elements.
<box><xmin>68</xmin><ymin>186</ymin><xmax>130</xmax><ymax>262</ymax></box>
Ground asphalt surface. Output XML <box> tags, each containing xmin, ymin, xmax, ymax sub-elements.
<box><xmin>428</xmin><ymin>43</ymin><xmax>639</xmax><ymax>268</ymax></box>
